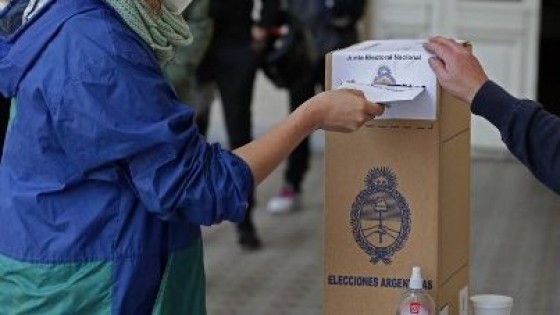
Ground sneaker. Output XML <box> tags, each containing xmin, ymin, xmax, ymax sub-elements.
<box><xmin>266</xmin><ymin>186</ymin><xmax>300</xmax><ymax>214</ymax></box>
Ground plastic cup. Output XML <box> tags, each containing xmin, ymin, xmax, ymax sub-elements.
<box><xmin>470</xmin><ymin>295</ymin><xmax>513</xmax><ymax>315</ymax></box>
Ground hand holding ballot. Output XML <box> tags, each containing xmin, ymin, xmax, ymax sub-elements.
<box><xmin>305</xmin><ymin>89</ymin><xmax>385</xmax><ymax>133</ymax></box>
<box><xmin>424</xmin><ymin>37</ymin><xmax>489</xmax><ymax>105</ymax></box>
<box><xmin>338</xmin><ymin>82</ymin><xmax>426</xmax><ymax>104</ymax></box>
<box><xmin>233</xmin><ymin>88</ymin><xmax>384</xmax><ymax>185</ymax></box>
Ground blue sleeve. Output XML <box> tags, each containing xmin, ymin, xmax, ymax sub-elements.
<box><xmin>50</xmin><ymin>48</ymin><xmax>253</xmax><ymax>226</ymax></box>
<box><xmin>472</xmin><ymin>80</ymin><xmax>560</xmax><ymax>193</ymax></box>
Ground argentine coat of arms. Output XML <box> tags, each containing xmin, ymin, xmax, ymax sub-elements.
<box><xmin>350</xmin><ymin>167</ymin><xmax>411</xmax><ymax>265</ymax></box>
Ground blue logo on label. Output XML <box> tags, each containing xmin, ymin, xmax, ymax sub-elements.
<box><xmin>373</xmin><ymin>65</ymin><xmax>396</xmax><ymax>85</ymax></box>
<box><xmin>351</xmin><ymin>167</ymin><xmax>411</xmax><ymax>265</ymax></box>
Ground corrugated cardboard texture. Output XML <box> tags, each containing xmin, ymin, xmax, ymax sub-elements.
<box><xmin>324</xmin><ymin>48</ymin><xmax>470</xmax><ymax>315</ymax></box>
<box><xmin>437</xmin><ymin>266</ymin><xmax>469</xmax><ymax>314</ymax></box>
<box><xmin>440</xmin><ymin>89</ymin><xmax>471</xmax><ymax>141</ymax></box>
<box><xmin>440</xmin><ymin>130</ymin><xmax>470</xmax><ymax>284</ymax></box>
<box><xmin>325</xmin><ymin>126</ymin><xmax>440</xmax><ymax>314</ymax></box>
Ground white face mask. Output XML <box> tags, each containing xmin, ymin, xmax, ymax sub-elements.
<box><xmin>162</xmin><ymin>0</ymin><xmax>193</xmax><ymax>15</ymax></box>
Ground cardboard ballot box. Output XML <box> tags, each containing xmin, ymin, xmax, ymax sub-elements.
<box><xmin>324</xmin><ymin>40</ymin><xmax>470</xmax><ymax>314</ymax></box>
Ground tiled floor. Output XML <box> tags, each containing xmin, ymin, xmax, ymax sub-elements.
<box><xmin>203</xmin><ymin>156</ymin><xmax>324</xmax><ymax>315</ymax></box>
<box><xmin>202</xmin><ymin>154</ymin><xmax>560</xmax><ymax>315</ymax></box>
<box><xmin>471</xmin><ymin>156</ymin><xmax>560</xmax><ymax>315</ymax></box>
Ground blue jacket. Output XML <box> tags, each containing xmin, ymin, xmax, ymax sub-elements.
<box><xmin>472</xmin><ymin>81</ymin><xmax>560</xmax><ymax>193</ymax></box>
<box><xmin>0</xmin><ymin>0</ymin><xmax>253</xmax><ymax>314</ymax></box>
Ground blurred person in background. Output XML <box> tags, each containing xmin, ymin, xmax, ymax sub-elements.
<box><xmin>193</xmin><ymin>0</ymin><xmax>280</xmax><ymax>249</ymax></box>
<box><xmin>264</xmin><ymin>0</ymin><xmax>366</xmax><ymax>213</ymax></box>
<box><xmin>165</xmin><ymin>0</ymin><xmax>212</xmax><ymax>111</ymax></box>
<box><xmin>0</xmin><ymin>0</ymin><xmax>12</xmax><ymax>160</ymax></box>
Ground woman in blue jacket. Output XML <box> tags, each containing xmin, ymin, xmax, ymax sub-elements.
<box><xmin>0</xmin><ymin>0</ymin><xmax>383</xmax><ymax>314</ymax></box>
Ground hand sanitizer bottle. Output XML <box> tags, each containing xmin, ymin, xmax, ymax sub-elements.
<box><xmin>396</xmin><ymin>266</ymin><xmax>436</xmax><ymax>315</ymax></box>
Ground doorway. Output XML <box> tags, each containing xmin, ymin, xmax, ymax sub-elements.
<box><xmin>538</xmin><ymin>0</ymin><xmax>560</xmax><ymax>116</ymax></box>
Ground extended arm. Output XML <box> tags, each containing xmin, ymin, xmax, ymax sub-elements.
<box><xmin>234</xmin><ymin>89</ymin><xmax>382</xmax><ymax>184</ymax></box>
<box><xmin>57</xmin><ymin>41</ymin><xmax>382</xmax><ymax>226</ymax></box>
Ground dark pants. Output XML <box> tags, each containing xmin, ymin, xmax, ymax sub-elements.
<box><xmin>197</xmin><ymin>39</ymin><xmax>259</xmax><ymax>234</ymax></box>
<box><xmin>280</xmin><ymin>26</ymin><xmax>360</xmax><ymax>190</ymax></box>
<box><xmin>285</xmin><ymin>70</ymin><xmax>315</xmax><ymax>192</ymax></box>
<box><xmin>0</xmin><ymin>96</ymin><xmax>9</xmax><ymax>160</ymax></box>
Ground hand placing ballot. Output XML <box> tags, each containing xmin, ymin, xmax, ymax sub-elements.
<box><xmin>337</xmin><ymin>81</ymin><xmax>426</xmax><ymax>104</ymax></box>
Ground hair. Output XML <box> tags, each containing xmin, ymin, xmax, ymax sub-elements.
<box><xmin>145</xmin><ymin>0</ymin><xmax>162</xmax><ymax>14</ymax></box>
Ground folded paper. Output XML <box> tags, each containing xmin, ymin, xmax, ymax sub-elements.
<box><xmin>337</xmin><ymin>82</ymin><xmax>426</xmax><ymax>104</ymax></box>
<box><xmin>332</xmin><ymin>40</ymin><xmax>437</xmax><ymax>120</ymax></box>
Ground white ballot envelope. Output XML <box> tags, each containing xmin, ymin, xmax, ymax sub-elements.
<box><xmin>331</xmin><ymin>40</ymin><xmax>437</xmax><ymax>120</ymax></box>
<box><xmin>337</xmin><ymin>82</ymin><xmax>426</xmax><ymax>104</ymax></box>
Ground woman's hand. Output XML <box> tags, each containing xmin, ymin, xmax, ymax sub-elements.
<box><xmin>234</xmin><ymin>89</ymin><xmax>383</xmax><ymax>185</ymax></box>
<box><xmin>303</xmin><ymin>89</ymin><xmax>385</xmax><ymax>133</ymax></box>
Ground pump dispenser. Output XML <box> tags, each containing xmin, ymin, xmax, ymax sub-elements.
<box><xmin>410</xmin><ymin>267</ymin><xmax>424</xmax><ymax>290</ymax></box>
<box><xmin>396</xmin><ymin>267</ymin><xmax>436</xmax><ymax>315</ymax></box>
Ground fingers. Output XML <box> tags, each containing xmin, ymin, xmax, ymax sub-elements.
<box><xmin>430</xmin><ymin>36</ymin><xmax>463</xmax><ymax>52</ymax></box>
<box><xmin>365</xmin><ymin>101</ymin><xmax>385</xmax><ymax>117</ymax></box>
<box><xmin>424</xmin><ymin>37</ymin><xmax>458</xmax><ymax>63</ymax></box>
<box><xmin>428</xmin><ymin>56</ymin><xmax>448</xmax><ymax>79</ymax></box>
<box><xmin>339</xmin><ymin>89</ymin><xmax>384</xmax><ymax>118</ymax></box>
<box><xmin>423</xmin><ymin>39</ymin><xmax>451</xmax><ymax>62</ymax></box>
<box><xmin>343</xmin><ymin>89</ymin><xmax>385</xmax><ymax>118</ymax></box>
<box><xmin>342</xmin><ymin>88</ymin><xmax>366</xmax><ymax>98</ymax></box>
<box><xmin>425</xmin><ymin>36</ymin><xmax>472</xmax><ymax>63</ymax></box>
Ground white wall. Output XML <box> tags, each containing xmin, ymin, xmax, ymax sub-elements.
<box><xmin>366</xmin><ymin>0</ymin><xmax>542</xmax><ymax>153</ymax></box>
